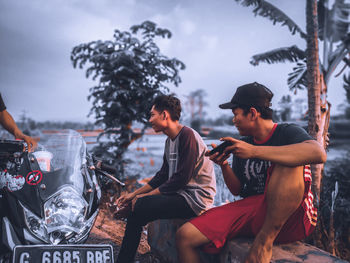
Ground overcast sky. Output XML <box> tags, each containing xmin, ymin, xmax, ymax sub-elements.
<box><xmin>0</xmin><ymin>0</ymin><xmax>346</xmax><ymax>122</ymax></box>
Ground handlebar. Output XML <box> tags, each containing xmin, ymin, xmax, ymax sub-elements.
<box><xmin>0</xmin><ymin>140</ymin><xmax>25</xmax><ymax>161</ymax></box>
<box><xmin>0</xmin><ymin>140</ymin><xmax>25</xmax><ymax>153</ymax></box>
<box><xmin>92</xmin><ymin>156</ymin><xmax>125</xmax><ymax>186</ymax></box>
<box><xmin>97</xmin><ymin>169</ymin><xmax>125</xmax><ymax>186</ymax></box>
<box><xmin>100</xmin><ymin>162</ymin><xmax>117</xmax><ymax>175</ymax></box>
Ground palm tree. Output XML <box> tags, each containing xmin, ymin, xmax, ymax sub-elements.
<box><xmin>235</xmin><ymin>0</ymin><xmax>350</xmax><ymax>252</ymax></box>
<box><xmin>305</xmin><ymin>0</ymin><xmax>325</xmax><ymax>249</ymax></box>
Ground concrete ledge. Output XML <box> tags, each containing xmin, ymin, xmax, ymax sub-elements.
<box><xmin>221</xmin><ymin>238</ymin><xmax>347</xmax><ymax>263</ymax></box>
<box><xmin>147</xmin><ymin>218</ymin><xmax>218</xmax><ymax>263</ymax></box>
<box><xmin>148</xmin><ymin>219</ymin><xmax>347</xmax><ymax>263</ymax></box>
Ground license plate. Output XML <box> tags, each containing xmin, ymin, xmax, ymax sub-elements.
<box><xmin>13</xmin><ymin>244</ymin><xmax>114</xmax><ymax>263</ymax></box>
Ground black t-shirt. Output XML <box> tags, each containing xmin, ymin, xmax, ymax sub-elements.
<box><xmin>0</xmin><ymin>93</ymin><xmax>6</xmax><ymax>112</ymax></box>
<box><xmin>232</xmin><ymin>123</ymin><xmax>313</xmax><ymax>197</ymax></box>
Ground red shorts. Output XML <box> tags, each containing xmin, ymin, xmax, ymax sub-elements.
<box><xmin>190</xmin><ymin>165</ymin><xmax>317</xmax><ymax>254</ymax></box>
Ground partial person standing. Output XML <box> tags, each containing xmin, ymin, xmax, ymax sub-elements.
<box><xmin>0</xmin><ymin>93</ymin><xmax>37</xmax><ymax>151</ymax></box>
<box><xmin>0</xmin><ymin>92</ymin><xmax>37</xmax><ymax>255</ymax></box>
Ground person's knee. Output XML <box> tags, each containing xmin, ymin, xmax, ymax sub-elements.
<box><xmin>263</xmin><ymin>165</ymin><xmax>305</xmax><ymax>230</ymax></box>
<box><xmin>176</xmin><ymin>222</ymin><xmax>210</xmax><ymax>249</ymax></box>
<box><xmin>176</xmin><ymin>224</ymin><xmax>189</xmax><ymax>245</ymax></box>
<box><xmin>126</xmin><ymin>198</ymin><xmax>150</xmax><ymax>226</ymax></box>
<box><xmin>176</xmin><ymin>223</ymin><xmax>194</xmax><ymax>247</ymax></box>
<box><xmin>270</xmin><ymin>165</ymin><xmax>304</xmax><ymax>194</ymax></box>
<box><xmin>132</xmin><ymin>196</ymin><xmax>152</xmax><ymax>216</ymax></box>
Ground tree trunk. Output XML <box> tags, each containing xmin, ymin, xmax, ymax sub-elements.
<box><xmin>306</xmin><ymin>0</ymin><xmax>321</xmax><ymax>201</ymax></box>
<box><xmin>305</xmin><ymin>0</ymin><xmax>331</xmax><ymax>249</ymax></box>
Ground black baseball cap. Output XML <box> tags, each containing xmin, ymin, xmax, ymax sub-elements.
<box><xmin>219</xmin><ymin>82</ymin><xmax>273</xmax><ymax>109</ymax></box>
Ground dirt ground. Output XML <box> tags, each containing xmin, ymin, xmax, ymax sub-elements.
<box><xmin>86</xmin><ymin>208</ymin><xmax>162</xmax><ymax>263</ymax></box>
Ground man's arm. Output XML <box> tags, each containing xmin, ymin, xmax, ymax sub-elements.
<box><xmin>222</xmin><ymin>137</ymin><xmax>327</xmax><ymax>167</ymax></box>
<box><xmin>254</xmin><ymin>140</ymin><xmax>326</xmax><ymax>166</ymax></box>
<box><xmin>0</xmin><ymin>109</ymin><xmax>37</xmax><ymax>151</ymax></box>
<box><xmin>220</xmin><ymin>162</ymin><xmax>241</xmax><ymax>195</ymax></box>
<box><xmin>0</xmin><ymin>110</ymin><xmax>19</xmax><ymax>135</ymax></box>
<box><xmin>116</xmin><ymin>153</ymin><xmax>168</xmax><ymax>207</ymax></box>
<box><xmin>157</xmin><ymin>128</ymin><xmax>197</xmax><ymax>194</ymax></box>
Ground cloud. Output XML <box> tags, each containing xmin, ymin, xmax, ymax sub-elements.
<box><xmin>181</xmin><ymin>20</ymin><xmax>196</xmax><ymax>35</ymax></box>
<box><xmin>200</xmin><ymin>35</ymin><xmax>218</xmax><ymax>50</ymax></box>
<box><xmin>0</xmin><ymin>0</ymin><xmax>346</xmax><ymax>123</ymax></box>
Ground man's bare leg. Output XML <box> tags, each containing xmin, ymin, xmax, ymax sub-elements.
<box><xmin>176</xmin><ymin>222</ymin><xmax>210</xmax><ymax>263</ymax></box>
<box><xmin>245</xmin><ymin>165</ymin><xmax>305</xmax><ymax>263</ymax></box>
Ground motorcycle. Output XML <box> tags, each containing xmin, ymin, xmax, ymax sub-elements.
<box><xmin>0</xmin><ymin>129</ymin><xmax>124</xmax><ymax>263</ymax></box>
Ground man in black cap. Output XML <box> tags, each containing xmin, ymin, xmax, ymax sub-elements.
<box><xmin>176</xmin><ymin>82</ymin><xmax>326</xmax><ymax>263</ymax></box>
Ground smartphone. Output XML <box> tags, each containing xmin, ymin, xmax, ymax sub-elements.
<box><xmin>208</xmin><ymin>141</ymin><xmax>233</xmax><ymax>155</ymax></box>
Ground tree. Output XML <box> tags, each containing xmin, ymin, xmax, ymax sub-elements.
<box><xmin>306</xmin><ymin>0</ymin><xmax>325</xmax><ymax>249</ymax></box>
<box><xmin>184</xmin><ymin>89</ymin><xmax>208</xmax><ymax>132</ymax></box>
<box><xmin>343</xmin><ymin>74</ymin><xmax>350</xmax><ymax>118</ymax></box>
<box><xmin>278</xmin><ymin>95</ymin><xmax>292</xmax><ymax>121</ymax></box>
<box><xmin>71</xmin><ymin>21</ymin><xmax>185</xmax><ymax>177</ymax></box>
<box><xmin>235</xmin><ymin>0</ymin><xmax>350</xmax><ymax>253</ymax></box>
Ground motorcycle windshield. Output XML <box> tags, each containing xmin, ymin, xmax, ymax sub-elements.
<box><xmin>32</xmin><ymin>129</ymin><xmax>88</xmax><ymax>195</ymax></box>
<box><xmin>4</xmin><ymin>130</ymin><xmax>101</xmax><ymax>244</ymax></box>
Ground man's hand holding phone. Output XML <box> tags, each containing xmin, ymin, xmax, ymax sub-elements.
<box><xmin>206</xmin><ymin>137</ymin><xmax>256</xmax><ymax>165</ymax></box>
<box><xmin>208</xmin><ymin>141</ymin><xmax>233</xmax><ymax>156</ymax></box>
<box><xmin>206</xmin><ymin>140</ymin><xmax>233</xmax><ymax>166</ymax></box>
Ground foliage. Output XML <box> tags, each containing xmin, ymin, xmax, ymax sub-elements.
<box><xmin>71</xmin><ymin>21</ymin><xmax>185</xmax><ymax>177</ymax></box>
<box><xmin>235</xmin><ymin>0</ymin><xmax>306</xmax><ymax>39</ymax></box>
<box><xmin>250</xmin><ymin>45</ymin><xmax>305</xmax><ymax>66</ymax></box>
<box><xmin>184</xmin><ymin>89</ymin><xmax>208</xmax><ymax>132</ymax></box>
<box><xmin>204</xmin><ymin>114</ymin><xmax>234</xmax><ymax>126</ymax></box>
<box><xmin>287</xmin><ymin>60</ymin><xmax>308</xmax><ymax>91</ymax></box>
<box><xmin>277</xmin><ymin>95</ymin><xmax>292</xmax><ymax>121</ymax></box>
<box><xmin>343</xmin><ymin>73</ymin><xmax>350</xmax><ymax>103</ymax></box>
<box><xmin>318</xmin><ymin>0</ymin><xmax>350</xmax><ymax>42</ymax></box>
<box><xmin>235</xmin><ymin>0</ymin><xmax>350</xmax><ymax>97</ymax></box>
<box><xmin>1</xmin><ymin>112</ymin><xmax>96</xmax><ymax>135</ymax></box>
<box><xmin>322</xmin><ymin>153</ymin><xmax>350</xmax><ymax>261</ymax></box>
<box><xmin>21</xmin><ymin>120</ymin><xmax>96</xmax><ymax>131</ymax></box>
<box><xmin>235</xmin><ymin>0</ymin><xmax>349</xmax><ymax>256</ymax></box>
<box><xmin>345</xmin><ymin>107</ymin><xmax>350</xmax><ymax>119</ymax></box>
<box><xmin>342</xmin><ymin>74</ymin><xmax>350</xmax><ymax>119</ymax></box>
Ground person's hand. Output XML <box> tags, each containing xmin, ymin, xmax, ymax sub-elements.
<box><xmin>221</xmin><ymin>137</ymin><xmax>256</xmax><ymax>159</ymax></box>
<box><xmin>23</xmin><ymin>135</ymin><xmax>38</xmax><ymax>152</ymax></box>
<box><xmin>116</xmin><ymin>192</ymin><xmax>135</xmax><ymax>208</ymax></box>
<box><xmin>206</xmin><ymin>143</ymin><xmax>230</xmax><ymax>166</ymax></box>
<box><xmin>14</xmin><ymin>130</ymin><xmax>37</xmax><ymax>152</ymax></box>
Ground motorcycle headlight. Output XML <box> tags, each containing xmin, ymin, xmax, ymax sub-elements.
<box><xmin>44</xmin><ymin>186</ymin><xmax>88</xmax><ymax>244</ymax></box>
<box><xmin>44</xmin><ymin>187</ymin><xmax>87</xmax><ymax>232</ymax></box>
<box><xmin>68</xmin><ymin>209</ymin><xmax>98</xmax><ymax>243</ymax></box>
<box><xmin>21</xmin><ymin>186</ymin><xmax>98</xmax><ymax>245</ymax></box>
<box><xmin>22</xmin><ymin>203</ymin><xmax>49</xmax><ymax>243</ymax></box>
